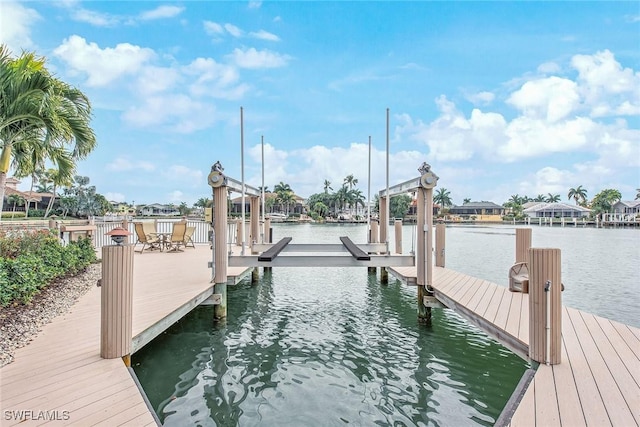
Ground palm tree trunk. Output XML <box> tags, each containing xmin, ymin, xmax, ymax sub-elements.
<box><xmin>0</xmin><ymin>171</ymin><xmax>6</xmax><ymax>223</ymax></box>
<box><xmin>44</xmin><ymin>184</ymin><xmax>56</xmax><ymax>217</ymax></box>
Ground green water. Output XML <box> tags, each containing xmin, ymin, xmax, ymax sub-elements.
<box><xmin>133</xmin><ymin>253</ymin><xmax>529</xmax><ymax>425</ymax></box>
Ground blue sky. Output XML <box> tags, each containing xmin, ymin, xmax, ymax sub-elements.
<box><xmin>2</xmin><ymin>1</ymin><xmax>639</xmax><ymax>206</ymax></box>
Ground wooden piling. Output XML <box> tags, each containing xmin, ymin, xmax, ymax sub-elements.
<box><xmin>250</xmin><ymin>197</ymin><xmax>259</xmax><ymax>249</ymax></box>
<box><xmin>370</xmin><ymin>219</ymin><xmax>379</xmax><ymax>243</ymax></box>
<box><xmin>100</xmin><ymin>244</ymin><xmax>133</xmax><ymax>360</ymax></box>
<box><xmin>515</xmin><ymin>228</ymin><xmax>532</xmax><ymax>264</ymax></box>
<box><xmin>369</xmin><ymin>219</ymin><xmax>379</xmax><ymax>274</ymax></box>
<box><xmin>394</xmin><ymin>219</ymin><xmax>402</xmax><ymax>254</ymax></box>
<box><xmin>213</xmin><ymin>186</ymin><xmax>228</xmax><ymax>319</ymax></box>
<box><xmin>264</xmin><ymin>217</ymin><xmax>272</xmax><ymax>272</ymax></box>
<box><xmin>379</xmin><ymin>196</ymin><xmax>388</xmax><ymax>247</ymax></box>
<box><xmin>528</xmin><ymin>248</ymin><xmax>562</xmax><ymax>365</ymax></box>
<box><xmin>236</xmin><ymin>218</ymin><xmax>244</xmax><ymax>247</ymax></box>
<box><xmin>435</xmin><ymin>222</ymin><xmax>445</xmax><ymax>267</ymax></box>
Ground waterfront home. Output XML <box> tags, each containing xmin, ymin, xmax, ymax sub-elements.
<box><xmin>138</xmin><ymin>203</ymin><xmax>180</xmax><ymax>216</ymax></box>
<box><xmin>523</xmin><ymin>202</ymin><xmax>591</xmax><ymax>218</ymax></box>
<box><xmin>2</xmin><ymin>177</ymin><xmax>46</xmax><ymax>213</ymax></box>
<box><xmin>230</xmin><ymin>193</ymin><xmax>306</xmax><ymax>216</ymax></box>
<box><xmin>448</xmin><ymin>201</ymin><xmax>505</xmax><ymax>221</ymax></box>
<box><xmin>612</xmin><ymin>200</ymin><xmax>640</xmax><ymax>216</ymax></box>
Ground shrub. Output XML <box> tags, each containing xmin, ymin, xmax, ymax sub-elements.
<box><xmin>0</xmin><ymin>229</ymin><xmax>97</xmax><ymax>307</ymax></box>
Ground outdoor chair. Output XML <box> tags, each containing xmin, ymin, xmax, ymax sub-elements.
<box><xmin>167</xmin><ymin>221</ymin><xmax>187</xmax><ymax>252</ymax></box>
<box><xmin>142</xmin><ymin>221</ymin><xmax>158</xmax><ymax>239</ymax></box>
<box><xmin>133</xmin><ymin>222</ymin><xmax>161</xmax><ymax>253</ymax></box>
<box><xmin>508</xmin><ymin>262</ymin><xmax>529</xmax><ymax>293</ymax></box>
<box><xmin>184</xmin><ymin>226</ymin><xmax>196</xmax><ymax>248</ymax></box>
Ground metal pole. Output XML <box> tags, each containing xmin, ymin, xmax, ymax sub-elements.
<box><xmin>240</xmin><ymin>107</ymin><xmax>246</xmax><ymax>255</ymax></box>
<box><xmin>545</xmin><ymin>280</ymin><xmax>551</xmax><ymax>365</ymax></box>
<box><xmin>261</xmin><ymin>135</ymin><xmax>265</xmax><ymax>244</ymax></box>
<box><xmin>367</xmin><ymin>135</ymin><xmax>371</xmax><ymax>243</ymax></box>
<box><xmin>385</xmin><ymin>108</ymin><xmax>390</xmax><ymax>254</ymax></box>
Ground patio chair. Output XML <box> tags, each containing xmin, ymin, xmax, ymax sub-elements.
<box><xmin>142</xmin><ymin>221</ymin><xmax>158</xmax><ymax>239</ymax></box>
<box><xmin>508</xmin><ymin>262</ymin><xmax>529</xmax><ymax>293</ymax></box>
<box><xmin>133</xmin><ymin>222</ymin><xmax>161</xmax><ymax>253</ymax></box>
<box><xmin>167</xmin><ymin>221</ymin><xmax>187</xmax><ymax>252</ymax></box>
<box><xmin>184</xmin><ymin>226</ymin><xmax>196</xmax><ymax>249</ymax></box>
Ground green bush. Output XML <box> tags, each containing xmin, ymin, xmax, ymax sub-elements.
<box><xmin>0</xmin><ymin>229</ymin><xmax>96</xmax><ymax>307</ymax></box>
<box><xmin>0</xmin><ymin>212</ymin><xmax>26</xmax><ymax>219</ymax></box>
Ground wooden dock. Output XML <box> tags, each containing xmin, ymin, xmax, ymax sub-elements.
<box><xmin>389</xmin><ymin>265</ymin><xmax>640</xmax><ymax>426</ymax></box>
<box><xmin>0</xmin><ymin>245</ymin><xmax>251</xmax><ymax>426</ymax></box>
<box><xmin>2</xmin><ymin>244</ymin><xmax>637</xmax><ymax>426</ymax></box>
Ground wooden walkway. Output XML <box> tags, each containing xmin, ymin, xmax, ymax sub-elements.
<box><xmin>0</xmin><ymin>245</ymin><xmax>251</xmax><ymax>426</ymax></box>
<box><xmin>389</xmin><ymin>266</ymin><xmax>640</xmax><ymax>427</ymax></box>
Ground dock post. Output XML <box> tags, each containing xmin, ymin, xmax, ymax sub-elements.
<box><xmin>209</xmin><ymin>162</ymin><xmax>229</xmax><ymax>319</ymax></box>
<box><xmin>417</xmin><ymin>163</ymin><xmax>438</xmax><ymax>323</ymax></box>
<box><xmin>250</xmin><ymin>196</ymin><xmax>259</xmax><ymax>252</ymax></box>
<box><xmin>121</xmin><ymin>219</ymin><xmax>130</xmax><ymax>244</ymax></box>
<box><xmin>435</xmin><ymin>222</ymin><xmax>445</xmax><ymax>267</ymax></box>
<box><xmin>264</xmin><ymin>217</ymin><xmax>272</xmax><ymax>273</ymax></box>
<box><xmin>369</xmin><ymin>219</ymin><xmax>379</xmax><ymax>274</ymax></box>
<box><xmin>529</xmin><ymin>248</ymin><xmax>562</xmax><ymax>365</ymax></box>
<box><xmin>100</xmin><ymin>243</ymin><xmax>134</xmax><ymax>364</ymax></box>
<box><xmin>379</xmin><ymin>196</ymin><xmax>388</xmax><ymax>251</ymax></box>
<box><xmin>236</xmin><ymin>218</ymin><xmax>243</xmax><ymax>246</ymax></box>
<box><xmin>394</xmin><ymin>219</ymin><xmax>402</xmax><ymax>254</ymax></box>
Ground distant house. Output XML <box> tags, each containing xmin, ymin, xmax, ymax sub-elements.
<box><xmin>2</xmin><ymin>177</ymin><xmax>45</xmax><ymax>213</ymax></box>
<box><xmin>449</xmin><ymin>201</ymin><xmax>505</xmax><ymax>219</ymax></box>
<box><xmin>612</xmin><ymin>200</ymin><xmax>640</xmax><ymax>216</ymax></box>
<box><xmin>138</xmin><ymin>203</ymin><xmax>180</xmax><ymax>216</ymax></box>
<box><xmin>523</xmin><ymin>202</ymin><xmax>591</xmax><ymax>218</ymax></box>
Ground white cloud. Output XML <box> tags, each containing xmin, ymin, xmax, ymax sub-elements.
<box><xmin>507</xmin><ymin>76</ymin><xmax>580</xmax><ymax>122</ymax></box>
<box><xmin>107</xmin><ymin>157</ymin><xmax>156</xmax><ymax>172</ymax></box>
<box><xmin>167</xmin><ymin>190</ymin><xmax>184</xmax><ymax>202</ymax></box>
<box><xmin>571</xmin><ymin>49</ymin><xmax>640</xmax><ymax>117</ymax></box>
<box><xmin>71</xmin><ymin>8</ymin><xmax>119</xmax><ymax>27</ymax></box>
<box><xmin>53</xmin><ymin>35</ymin><xmax>155</xmax><ymax>86</ymax></box>
<box><xmin>249</xmin><ymin>1</ymin><xmax>262</xmax><ymax>9</ymax></box>
<box><xmin>139</xmin><ymin>5</ymin><xmax>184</xmax><ymax>20</ymax></box>
<box><xmin>224</xmin><ymin>23</ymin><xmax>244</xmax><ymax>38</ymax></box>
<box><xmin>203</xmin><ymin>21</ymin><xmax>224</xmax><ymax>35</ymax></box>
<box><xmin>122</xmin><ymin>94</ymin><xmax>217</xmax><ymax>133</ymax></box>
<box><xmin>537</xmin><ymin>61</ymin><xmax>561</xmax><ymax>74</ymax></box>
<box><xmin>105</xmin><ymin>192</ymin><xmax>126</xmax><ymax>203</ymax></box>
<box><xmin>466</xmin><ymin>91</ymin><xmax>495</xmax><ymax>105</ymax></box>
<box><xmin>0</xmin><ymin>2</ymin><xmax>41</xmax><ymax>53</ymax></box>
<box><xmin>135</xmin><ymin>66</ymin><xmax>181</xmax><ymax>96</ymax></box>
<box><xmin>165</xmin><ymin>165</ymin><xmax>204</xmax><ymax>183</ymax></box>
<box><xmin>249</xmin><ymin>30</ymin><xmax>280</xmax><ymax>41</ymax></box>
<box><xmin>182</xmin><ymin>57</ymin><xmax>250</xmax><ymax>100</ymax></box>
<box><xmin>227</xmin><ymin>47</ymin><xmax>291</xmax><ymax>69</ymax></box>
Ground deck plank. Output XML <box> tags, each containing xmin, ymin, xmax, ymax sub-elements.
<box><xmin>532</xmin><ymin>364</ymin><xmax>561</xmax><ymax>426</ymax></box>
<box><xmin>562</xmin><ymin>307</ymin><xmax>612</xmax><ymax>426</ymax></box>
<box><xmin>509</xmin><ymin>375</ymin><xmax>536</xmax><ymax>427</ymax></box>
<box><xmin>0</xmin><ymin>245</ymin><xmax>248</xmax><ymax>426</ymax></box>
<box><xmin>552</xmin><ymin>336</ymin><xmax>587</xmax><ymax>426</ymax></box>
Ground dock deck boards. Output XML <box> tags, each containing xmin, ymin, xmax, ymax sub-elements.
<box><xmin>0</xmin><ymin>245</ymin><xmax>251</xmax><ymax>426</ymax></box>
<box><xmin>388</xmin><ymin>266</ymin><xmax>640</xmax><ymax>427</ymax></box>
<box><xmin>1</xmin><ymin>248</ymin><xmax>637</xmax><ymax>426</ymax></box>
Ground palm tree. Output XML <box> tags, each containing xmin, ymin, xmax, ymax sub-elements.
<box><xmin>568</xmin><ymin>186</ymin><xmax>588</xmax><ymax>206</ymax></box>
<box><xmin>635</xmin><ymin>188</ymin><xmax>639</xmax><ymax>200</ymax></box>
<box><xmin>343</xmin><ymin>174</ymin><xmax>358</xmax><ymax>190</ymax></box>
<box><xmin>546</xmin><ymin>193</ymin><xmax>561</xmax><ymax>203</ymax></box>
<box><xmin>463</xmin><ymin>198</ymin><xmax>471</xmax><ymax>204</ymax></box>
<box><xmin>0</xmin><ymin>45</ymin><xmax>96</xmax><ymax>219</ymax></box>
<box><xmin>323</xmin><ymin>179</ymin><xmax>332</xmax><ymax>194</ymax></box>
<box><xmin>350</xmin><ymin>188</ymin><xmax>366</xmax><ymax>217</ymax></box>
<box><xmin>7</xmin><ymin>193</ymin><xmax>24</xmax><ymax>218</ymax></box>
<box><xmin>433</xmin><ymin>188</ymin><xmax>453</xmax><ymax>212</ymax></box>
<box><xmin>534</xmin><ymin>194</ymin><xmax>546</xmax><ymax>202</ymax></box>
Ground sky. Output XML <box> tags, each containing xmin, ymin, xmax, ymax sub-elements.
<box><xmin>1</xmin><ymin>1</ymin><xmax>639</xmax><ymax>207</ymax></box>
